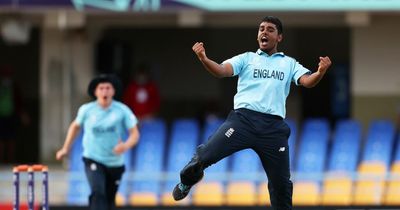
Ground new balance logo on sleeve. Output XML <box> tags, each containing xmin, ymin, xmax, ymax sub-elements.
<box><xmin>225</xmin><ymin>128</ymin><xmax>235</xmax><ymax>138</ymax></box>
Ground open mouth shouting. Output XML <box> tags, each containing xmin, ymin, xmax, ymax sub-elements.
<box><xmin>259</xmin><ymin>35</ymin><xmax>269</xmax><ymax>49</ymax></box>
<box><xmin>261</xmin><ymin>36</ymin><xmax>268</xmax><ymax>43</ymax></box>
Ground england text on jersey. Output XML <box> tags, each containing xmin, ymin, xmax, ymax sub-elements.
<box><xmin>253</xmin><ymin>69</ymin><xmax>284</xmax><ymax>80</ymax></box>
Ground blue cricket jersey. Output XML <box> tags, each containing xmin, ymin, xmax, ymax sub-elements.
<box><xmin>75</xmin><ymin>100</ymin><xmax>138</xmax><ymax>166</ymax></box>
<box><xmin>223</xmin><ymin>49</ymin><xmax>311</xmax><ymax>118</ymax></box>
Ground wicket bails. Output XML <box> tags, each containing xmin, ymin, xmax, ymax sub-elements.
<box><xmin>13</xmin><ymin>164</ymin><xmax>49</xmax><ymax>210</ymax></box>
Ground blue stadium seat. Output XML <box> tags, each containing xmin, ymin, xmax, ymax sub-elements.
<box><xmin>228</xmin><ymin>148</ymin><xmax>260</xmax><ymax>205</ymax></box>
<box><xmin>127</xmin><ymin>119</ymin><xmax>166</xmax><ymax>201</ymax></box>
<box><xmin>201</xmin><ymin>118</ymin><xmax>229</xmax><ymax>181</ymax></box>
<box><xmin>69</xmin><ymin>131</ymin><xmax>85</xmax><ymax>172</ymax></box>
<box><xmin>328</xmin><ymin>120</ymin><xmax>362</xmax><ymax>172</ymax></box>
<box><xmin>394</xmin><ymin>133</ymin><xmax>400</xmax><ymax>162</ymax></box>
<box><xmin>67</xmin><ymin>130</ymin><xmax>90</xmax><ymax>205</ymax></box>
<box><xmin>230</xmin><ymin>149</ymin><xmax>261</xmax><ymax>181</ymax></box>
<box><xmin>117</xmin><ymin>129</ymin><xmax>134</xmax><ymax>201</ymax></box>
<box><xmin>295</xmin><ymin>118</ymin><xmax>330</xmax><ymax>179</ymax></box>
<box><xmin>361</xmin><ymin>120</ymin><xmax>395</xmax><ymax>168</ymax></box>
<box><xmin>67</xmin><ymin>177</ymin><xmax>90</xmax><ymax>205</ymax></box>
<box><xmin>164</xmin><ymin>119</ymin><xmax>200</xmax><ymax>193</ymax></box>
<box><xmin>202</xmin><ymin>118</ymin><xmax>224</xmax><ymax>144</ymax></box>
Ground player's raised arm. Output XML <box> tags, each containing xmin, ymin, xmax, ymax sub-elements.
<box><xmin>192</xmin><ymin>42</ymin><xmax>233</xmax><ymax>78</ymax></box>
<box><xmin>113</xmin><ymin>125</ymin><xmax>140</xmax><ymax>155</ymax></box>
<box><xmin>299</xmin><ymin>56</ymin><xmax>332</xmax><ymax>88</ymax></box>
<box><xmin>56</xmin><ymin>121</ymin><xmax>81</xmax><ymax>160</ymax></box>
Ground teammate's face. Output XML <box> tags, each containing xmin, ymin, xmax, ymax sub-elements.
<box><xmin>95</xmin><ymin>82</ymin><xmax>115</xmax><ymax>104</ymax></box>
<box><xmin>257</xmin><ymin>21</ymin><xmax>282</xmax><ymax>54</ymax></box>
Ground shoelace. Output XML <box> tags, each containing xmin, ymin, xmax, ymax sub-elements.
<box><xmin>178</xmin><ymin>183</ymin><xmax>190</xmax><ymax>191</ymax></box>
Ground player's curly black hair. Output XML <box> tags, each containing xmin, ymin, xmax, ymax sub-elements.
<box><xmin>87</xmin><ymin>74</ymin><xmax>122</xmax><ymax>100</ymax></box>
<box><xmin>261</xmin><ymin>16</ymin><xmax>283</xmax><ymax>35</ymax></box>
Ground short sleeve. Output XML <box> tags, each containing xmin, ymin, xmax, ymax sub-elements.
<box><xmin>292</xmin><ymin>60</ymin><xmax>311</xmax><ymax>86</ymax></box>
<box><xmin>75</xmin><ymin>104</ymin><xmax>89</xmax><ymax>126</ymax></box>
<box><xmin>122</xmin><ymin>105</ymin><xmax>138</xmax><ymax>129</ymax></box>
<box><xmin>222</xmin><ymin>53</ymin><xmax>248</xmax><ymax>76</ymax></box>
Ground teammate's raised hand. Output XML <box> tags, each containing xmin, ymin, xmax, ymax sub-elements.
<box><xmin>192</xmin><ymin>42</ymin><xmax>207</xmax><ymax>60</ymax></box>
<box><xmin>56</xmin><ymin>148</ymin><xmax>68</xmax><ymax>160</ymax></box>
<box><xmin>317</xmin><ymin>56</ymin><xmax>332</xmax><ymax>75</ymax></box>
<box><xmin>113</xmin><ymin>139</ymin><xmax>127</xmax><ymax>155</ymax></box>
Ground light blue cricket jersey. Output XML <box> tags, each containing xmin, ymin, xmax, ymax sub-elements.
<box><xmin>223</xmin><ymin>49</ymin><xmax>311</xmax><ymax>118</ymax></box>
<box><xmin>75</xmin><ymin>100</ymin><xmax>138</xmax><ymax>167</ymax></box>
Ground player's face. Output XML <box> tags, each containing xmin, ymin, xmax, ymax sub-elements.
<box><xmin>95</xmin><ymin>82</ymin><xmax>115</xmax><ymax>103</ymax></box>
<box><xmin>257</xmin><ymin>21</ymin><xmax>282</xmax><ymax>54</ymax></box>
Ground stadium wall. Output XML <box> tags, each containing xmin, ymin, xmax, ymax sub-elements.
<box><xmin>352</xmin><ymin>15</ymin><xmax>400</xmax><ymax>129</ymax></box>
